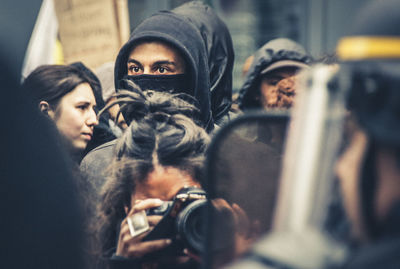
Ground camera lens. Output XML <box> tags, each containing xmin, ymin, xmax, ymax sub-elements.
<box><xmin>176</xmin><ymin>199</ymin><xmax>207</xmax><ymax>253</ymax></box>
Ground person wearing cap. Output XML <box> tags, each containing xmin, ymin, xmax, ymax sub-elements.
<box><xmin>223</xmin><ymin>1</ymin><xmax>400</xmax><ymax>269</ymax></box>
<box><xmin>238</xmin><ymin>38</ymin><xmax>312</xmax><ymax>111</ymax></box>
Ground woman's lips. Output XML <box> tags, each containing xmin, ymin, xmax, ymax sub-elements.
<box><xmin>81</xmin><ymin>133</ymin><xmax>92</xmax><ymax>140</ymax></box>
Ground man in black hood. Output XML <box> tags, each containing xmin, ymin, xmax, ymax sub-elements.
<box><xmin>238</xmin><ymin>38</ymin><xmax>312</xmax><ymax>111</ymax></box>
<box><xmin>172</xmin><ymin>1</ymin><xmax>235</xmax><ymax>125</ymax></box>
<box><xmin>114</xmin><ymin>10</ymin><xmax>213</xmax><ymax>132</ymax></box>
<box><xmin>80</xmin><ymin>9</ymin><xmax>213</xmax><ymax>205</ymax></box>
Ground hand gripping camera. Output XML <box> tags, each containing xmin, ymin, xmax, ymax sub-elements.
<box><xmin>141</xmin><ymin>187</ymin><xmax>209</xmax><ymax>257</ymax></box>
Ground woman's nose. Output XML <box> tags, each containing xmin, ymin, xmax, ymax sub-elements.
<box><xmin>86</xmin><ymin>108</ymin><xmax>99</xmax><ymax>126</ymax></box>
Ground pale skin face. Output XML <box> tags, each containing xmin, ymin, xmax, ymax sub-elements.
<box><xmin>40</xmin><ymin>82</ymin><xmax>98</xmax><ymax>153</ymax></box>
<box><xmin>127</xmin><ymin>41</ymin><xmax>186</xmax><ymax>76</ymax></box>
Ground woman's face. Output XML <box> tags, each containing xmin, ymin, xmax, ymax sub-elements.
<box><xmin>50</xmin><ymin>82</ymin><xmax>98</xmax><ymax>152</ymax></box>
<box><xmin>131</xmin><ymin>166</ymin><xmax>199</xmax><ymax>203</ymax></box>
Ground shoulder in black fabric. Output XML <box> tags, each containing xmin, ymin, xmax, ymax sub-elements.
<box><xmin>172</xmin><ymin>1</ymin><xmax>235</xmax><ymax>122</ymax></box>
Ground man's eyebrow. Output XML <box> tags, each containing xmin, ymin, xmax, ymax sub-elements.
<box><xmin>127</xmin><ymin>59</ymin><xmax>142</xmax><ymax>67</ymax></box>
<box><xmin>152</xmin><ymin>60</ymin><xmax>176</xmax><ymax>66</ymax></box>
<box><xmin>266</xmin><ymin>74</ymin><xmax>284</xmax><ymax>80</ymax></box>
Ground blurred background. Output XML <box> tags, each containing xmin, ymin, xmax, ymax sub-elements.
<box><xmin>128</xmin><ymin>0</ymin><xmax>367</xmax><ymax>91</ymax></box>
<box><xmin>3</xmin><ymin>0</ymin><xmax>367</xmax><ymax>92</ymax></box>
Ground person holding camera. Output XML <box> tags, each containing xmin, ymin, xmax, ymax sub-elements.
<box><xmin>96</xmin><ymin>82</ymin><xmax>207</xmax><ymax>268</ymax></box>
<box><xmin>96</xmin><ymin>82</ymin><xmax>256</xmax><ymax>268</ymax></box>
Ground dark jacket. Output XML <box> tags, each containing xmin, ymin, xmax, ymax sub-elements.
<box><xmin>81</xmin><ymin>10</ymin><xmax>214</xmax><ymax>203</ymax></box>
<box><xmin>172</xmin><ymin>1</ymin><xmax>235</xmax><ymax>124</ymax></box>
<box><xmin>238</xmin><ymin>38</ymin><xmax>312</xmax><ymax>110</ymax></box>
<box><xmin>79</xmin><ymin>140</ymin><xmax>116</xmax><ymax>198</ymax></box>
<box><xmin>114</xmin><ymin>10</ymin><xmax>213</xmax><ymax>132</ymax></box>
<box><xmin>339</xmin><ymin>202</ymin><xmax>400</xmax><ymax>269</ymax></box>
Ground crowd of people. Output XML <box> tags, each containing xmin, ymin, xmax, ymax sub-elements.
<box><xmin>5</xmin><ymin>0</ymin><xmax>400</xmax><ymax>268</ymax></box>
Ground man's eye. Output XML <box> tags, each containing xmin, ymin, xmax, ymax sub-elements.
<box><xmin>268</xmin><ymin>79</ymin><xmax>280</xmax><ymax>86</ymax></box>
<box><xmin>158</xmin><ymin>67</ymin><xmax>166</xmax><ymax>73</ymax></box>
<box><xmin>128</xmin><ymin>66</ymin><xmax>140</xmax><ymax>73</ymax></box>
<box><xmin>133</xmin><ymin>67</ymin><xmax>140</xmax><ymax>72</ymax></box>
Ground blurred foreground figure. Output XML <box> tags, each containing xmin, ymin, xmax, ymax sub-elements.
<box><xmin>334</xmin><ymin>0</ymin><xmax>400</xmax><ymax>267</ymax></box>
<box><xmin>0</xmin><ymin>57</ymin><xmax>86</xmax><ymax>269</ymax></box>
<box><xmin>225</xmin><ymin>0</ymin><xmax>400</xmax><ymax>269</ymax></box>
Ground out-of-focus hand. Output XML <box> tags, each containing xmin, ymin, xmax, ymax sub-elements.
<box><xmin>265</xmin><ymin>75</ymin><xmax>299</xmax><ymax>109</ymax></box>
<box><xmin>211</xmin><ymin>199</ymin><xmax>259</xmax><ymax>264</ymax></box>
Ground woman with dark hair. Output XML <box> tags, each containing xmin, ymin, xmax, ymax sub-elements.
<box><xmin>22</xmin><ymin>64</ymin><xmax>99</xmax><ymax>161</ymax></box>
<box><xmin>96</xmin><ymin>84</ymin><xmax>209</xmax><ymax>268</ymax></box>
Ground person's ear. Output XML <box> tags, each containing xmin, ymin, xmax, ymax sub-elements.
<box><xmin>39</xmin><ymin>101</ymin><xmax>54</xmax><ymax>119</ymax></box>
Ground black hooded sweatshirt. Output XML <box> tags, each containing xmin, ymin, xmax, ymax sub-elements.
<box><xmin>80</xmin><ymin>9</ymin><xmax>213</xmax><ymax>215</ymax></box>
<box><xmin>172</xmin><ymin>1</ymin><xmax>235</xmax><ymax>124</ymax></box>
<box><xmin>238</xmin><ymin>38</ymin><xmax>312</xmax><ymax>110</ymax></box>
<box><xmin>114</xmin><ymin>10</ymin><xmax>213</xmax><ymax>132</ymax></box>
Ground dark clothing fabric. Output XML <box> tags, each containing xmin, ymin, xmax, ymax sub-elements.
<box><xmin>84</xmin><ymin>113</ymin><xmax>117</xmax><ymax>156</ymax></box>
<box><xmin>81</xmin><ymin>9</ymin><xmax>215</xmax><ymax>200</ymax></box>
<box><xmin>340</xmin><ymin>203</ymin><xmax>400</xmax><ymax>268</ymax></box>
<box><xmin>122</xmin><ymin>74</ymin><xmax>193</xmax><ymax>96</ymax></box>
<box><xmin>114</xmin><ymin>10</ymin><xmax>213</xmax><ymax>132</ymax></box>
<box><xmin>172</xmin><ymin>1</ymin><xmax>235</xmax><ymax>123</ymax></box>
<box><xmin>107</xmin><ymin>253</ymin><xmax>199</xmax><ymax>269</ymax></box>
<box><xmin>80</xmin><ymin>140</ymin><xmax>116</xmax><ymax>197</ymax></box>
<box><xmin>238</xmin><ymin>38</ymin><xmax>312</xmax><ymax>110</ymax></box>
<box><xmin>1</xmin><ymin>54</ymin><xmax>86</xmax><ymax>269</ymax></box>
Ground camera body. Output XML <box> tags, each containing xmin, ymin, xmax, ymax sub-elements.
<box><xmin>142</xmin><ymin>186</ymin><xmax>207</xmax><ymax>256</ymax></box>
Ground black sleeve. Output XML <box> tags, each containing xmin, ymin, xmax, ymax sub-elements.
<box><xmin>108</xmin><ymin>254</ymin><xmax>143</xmax><ymax>269</ymax></box>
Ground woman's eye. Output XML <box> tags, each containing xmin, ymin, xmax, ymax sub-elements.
<box><xmin>77</xmin><ymin>104</ymin><xmax>88</xmax><ymax>110</ymax></box>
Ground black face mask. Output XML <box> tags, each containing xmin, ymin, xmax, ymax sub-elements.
<box><xmin>121</xmin><ymin>74</ymin><xmax>193</xmax><ymax>95</ymax></box>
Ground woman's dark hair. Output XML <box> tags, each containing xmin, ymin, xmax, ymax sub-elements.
<box><xmin>97</xmin><ymin>84</ymin><xmax>209</xmax><ymax>257</ymax></box>
<box><xmin>22</xmin><ymin>64</ymin><xmax>97</xmax><ymax>111</ymax></box>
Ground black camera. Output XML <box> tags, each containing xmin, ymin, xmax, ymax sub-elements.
<box><xmin>142</xmin><ymin>187</ymin><xmax>208</xmax><ymax>256</ymax></box>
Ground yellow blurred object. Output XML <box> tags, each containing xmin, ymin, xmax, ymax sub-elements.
<box><xmin>54</xmin><ymin>39</ymin><xmax>64</xmax><ymax>64</ymax></box>
<box><xmin>337</xmin><ymin>36</ymin><xmax>400</xmax><ymax>60</ymax></box>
